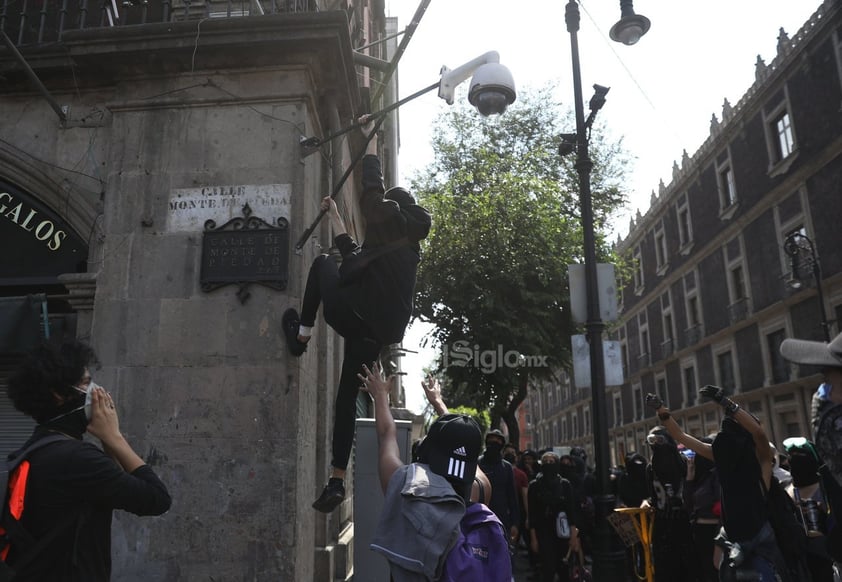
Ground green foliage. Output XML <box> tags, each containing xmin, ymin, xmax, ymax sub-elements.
<box><xmin>409</xmin><ymin>84</ymin><xmax>631</xmax><ymax>420</ymax></box>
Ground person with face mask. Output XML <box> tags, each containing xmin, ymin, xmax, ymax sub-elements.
<box><xmin>783</xmin><ymin>438</ymin><xmax>835</xmax><ymax>582</ymax></box>
<box><xmin>646</xmin><ymin>387</ymin><xmax>796</xmax><ymax>582</ymax></box>
<box><xmin>478</xmin><ymin>430</ymin><xmax>520</xmax><ymax>555</ymax></box>
<box><xmin>640</xmin><ymin>426</ymin><xmax>699</xmax><ymax>582</ymax></box>
<box><xmin>780</xmin><ymin>330</ymin><xmax>842</xmax><ymax>565</ymax></box>
<box><xmin>4</xmin><ymin>341</ymin><xmax>171</xmax><ymax>581</ymax></box>
<box><xmin>683</xmin><ymin>437</ymin><xmax>721</xmax><ymax>582</ymax></box>
<box><xmin>528</xmin><ymin>452</ymin><xmax>581</xmax><ymax>582</ymax></box>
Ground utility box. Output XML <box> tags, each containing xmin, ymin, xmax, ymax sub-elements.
<box><xmin>354</xmin><ymin>417</ymin><xmax>414</xmax><ymax>581</ymax></box>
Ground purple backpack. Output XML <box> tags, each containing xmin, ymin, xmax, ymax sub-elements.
<box><xmin>439</xmin><ymin>502</ymin><xmax>512</xmax><ymax>582</ymax></box>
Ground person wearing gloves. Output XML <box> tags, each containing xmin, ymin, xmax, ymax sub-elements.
<box><xmin>282</xmin><ymin>118</ymin><xmax>432</xmax><ymax>513</ymax></box>
<box><xmin>645</xmin><ymin>387</ymin><xmax>793</xmax><ymax>582</ymax></box>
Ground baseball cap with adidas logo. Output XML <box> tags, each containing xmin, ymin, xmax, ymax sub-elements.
<box><xmin>417</xmin><ymin>413</ymin><xmax>482</xmax><ymax>498</ymax></box>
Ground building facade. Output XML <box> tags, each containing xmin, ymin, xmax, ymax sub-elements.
<box><xmin>1</xmin><ymin>1</ymin><xmax>395</xmax><ymax>579</ymax></box>
<box><xmin>525</xmin><ymin>0</ymin><xmax>842</xmax><ymax>467</ymax></box>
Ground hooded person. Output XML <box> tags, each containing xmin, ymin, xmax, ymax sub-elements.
<box><xmin>478</xmin><ymin>429</ymin><xmax>520</xmax><ymax>545</ymax></box>
<box><xmin>644</xmin><ymin>425</ymin><xmax>698</xmax><ymax>582</ymax></box>
<box><xmin>283</xmin><ymin>121</ymin><xmax>433</xmax><ymax>514</ymax></box>
<box><xmin>618</xmin><ymin>452</ymin><xmax>649</xmax><ymax>508</ymax></box>
<box><xmin>683</xmin><ymin>436</ymin><xmax>721</xmax><ymax>582</ymax></box>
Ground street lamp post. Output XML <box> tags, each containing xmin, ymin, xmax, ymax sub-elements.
<box><xmin>565</xmin><ymin>1</ymin><xmax>649</xmax><ymax>579</ymax></box>
<box><xmin>784</xmin><ymin>231</ymin><xmax>831</xmax><ymax>341</ymax></box>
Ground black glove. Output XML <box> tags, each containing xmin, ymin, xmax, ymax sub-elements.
<box><xmin>700</xmin><ymin>385</ymin><xmax>741</xmax><ymax>415</ymax></box>
<box><xmin>645</xmin><ymin>393</ymin><xmax>663</xmax><ymax>411</ymax></box>
<box><xmin>699</xmin><ymin>385</ymin><xmax>725</xmax><ymax>403</ymax></box>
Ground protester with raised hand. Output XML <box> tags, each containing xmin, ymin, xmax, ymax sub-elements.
<box><xmin>644</xmin><ymin>388</ymin><xmax>793</xmax><ymax>581</ymax></box>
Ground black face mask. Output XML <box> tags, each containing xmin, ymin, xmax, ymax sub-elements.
<box><xmin>789</xmin><ymin>452</ymin><xmax>820</xmax><ymax>487</ymax></box>
<box><xmin>541</xmin><ymin>463</ymin><xmax>559</xmax><ymax>479</ymax></box>
<box><xmin>484</xmin><ymin>442</ymin><xmax>503</xmax><ymax>461</ymax></box>
<box><xmin>559</xmin><ymin>464</ymin><xmax>575</xmax><ymax>480</ymax></box>
<box><xmin>42</xmin><ymin>393</ymin><xmax>88</xmax><ymax>439</ymax></box>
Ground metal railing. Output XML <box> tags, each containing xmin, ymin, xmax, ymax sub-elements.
<box><xmin>0</xmin><ymin>0</ymin><xmax>317</xmax><ymax>47</ymax></box>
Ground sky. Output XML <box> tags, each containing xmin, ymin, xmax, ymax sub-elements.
<box><xmin>380</xmin><ymin>0</ymin><xmax>826</xmax><ymax>414</ymax></box>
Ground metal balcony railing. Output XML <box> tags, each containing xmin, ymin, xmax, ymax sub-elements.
<box><xmin>0</xmin><ymin>0</ymin><xmax>317</xmax><ymax>47</ymax></box>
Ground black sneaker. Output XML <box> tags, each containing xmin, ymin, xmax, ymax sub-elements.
<box><xmin>312</xmin><ymin>478</ymin><xmax>345</xmax><ymax>513</ymax></box>
<box><xmin>282</xmin><ymin>308</ymin><xmax>308</xmax><ymax>357</ymax></box>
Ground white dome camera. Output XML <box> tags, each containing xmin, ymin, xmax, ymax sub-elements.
<box><xmin>438</xmin><ymin>51</ymin><xmax>517</xmax><ymax>116</ymax></box>
<box><xmin>468</xmin><ymin>62</ymin><xmax>517</xmax><ymax>116</ymax></box>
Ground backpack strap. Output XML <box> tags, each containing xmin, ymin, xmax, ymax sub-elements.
<box><xmin>474</xmin><ymin>477</ymin><xmax>486</xmax><ymax>504</ymax></box>
<box><xmin>2</xmin><ymin>433</ymin><xmax>75</xmax><ymax>577</ymax></box>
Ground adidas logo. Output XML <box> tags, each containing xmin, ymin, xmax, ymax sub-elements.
<box><xmin>453</xmin><ymin>446</ymin><xmax>467</xmax><ymax>457</ymax></box>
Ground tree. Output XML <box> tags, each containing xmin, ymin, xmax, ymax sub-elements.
<box><xmin>409</xmin><ymin>84</ymin><xmax>630</xmax><ymax>447</ymax></box>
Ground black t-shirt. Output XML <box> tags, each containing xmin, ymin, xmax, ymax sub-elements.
<box><xmin>7</xmin><ymin>431</ymin><xmax>171</xmax><ymax>581</ymax></box>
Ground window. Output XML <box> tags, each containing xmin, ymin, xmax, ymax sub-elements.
<box><xmin>715</xmin><ymin>150</ymin><xmax>739</xmax><ymax>220</ymax></box>
<box><xmin>583</xmin><ymin>405</ymin><xmax>591</xmax><ymax>435</ymax></box>
<box><xmin>676</xmin><ymin>193</ymin><xmax>693</xmax><ymax>253</ymax></box>
<box><xmin>654</xmin><ymin>220</ymin><xmax>668</xmax><ymax>275</ymax></box>
<box><xmin>683</xmin><ymin>270</ymin><xmax>703</xmax><ymax>346</ymax></box>
<box><xmin>774</xmin><ymin>112</ymin><xmax>795</xmax><ymax>160</ymax></box>
<box><xmin>714</xmin><ymin>344</ymin><xmax>738</xmax><ymax>391</ymax></box>
<box><xmin>553</xmin><ymin>420</ymin><xmax>559</xmax><ymax>444</ymax></box>
<box><xmin>632</xmin><ymin>383</ymin><xmax>643</xmax><ymax>421</ymax></box>
<box><xmin>724</xmin><ymin>238</ymin><xmax>751</xmax><ymax>324</ymax></box>
<box><xmin>638</xmin><ymin>311</ymin><xmax>650</xmax><ymax>368</ymax></box>
<box><xmin>572</xmin><ymin>414</ymin><xmax>579</xmax><ymax>440</ymax></box>
<box><xmin>561</xmin><ymin>417</ymin><xmax>568</xmax><ymax>442</ymax></box>
<box><xmin>620</xmin><ymin>326</ymin><xmax>629</xmax><ymax>379</ymax></box>
<box><xmin>655</xmin><ymin>373</ymin><xmax>669</xmax><ymax>408</ymax></box>
<box><xmin>682</xmin><ymin>360</ymin><xmax>698</xmax><ymax>407</ymax></box>
<box><xmin>661</xmin><ymin>292</ymin><xmax>675</xmax><ymax>359</ymax></box>
<box><xmin>633</xmin><ymin>246</ymin><xmax>644</xmax><ymax>294</ymax></box>
<box><xmin>764</xmin><ymin>91</ymin><xmax>798</xmax><ymax>173</ymax></box>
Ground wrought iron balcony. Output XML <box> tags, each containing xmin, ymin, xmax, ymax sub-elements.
<box><xmin>684</xmin><ymin>324</ymin><xmax>702</xmax><ymax>347</ymax></box>
<box><xmin>1</xmin><ymin>0</ymin><xmax>317</xmax><ymax>47</ymax></box>
<box><xmin>728</xmin><ymin>297</ymin><xmax>751</xmax><ymax>325</ymax></box>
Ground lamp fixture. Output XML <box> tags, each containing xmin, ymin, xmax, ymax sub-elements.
<box><xmin>609</xmin><ymin>0</ymin><xmax>651</xmax><ymax>46</ymax></box>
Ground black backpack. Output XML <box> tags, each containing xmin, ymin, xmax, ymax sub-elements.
<box><xmin>0</xmin><ymin>434</ymin><xmax>73</xmax><ymax>582</ymax></box>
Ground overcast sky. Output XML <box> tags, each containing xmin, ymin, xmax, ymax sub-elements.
<box><xmin>381</xmin><ymin>0</ymin><xmax>826</xmax><ymax>414</ymax></box>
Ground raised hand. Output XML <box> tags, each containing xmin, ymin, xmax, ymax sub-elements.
<box><xmin>645</xmin><ymin>393</ymin><xmax>663</xmax><ymax>411</ymax></box>
<box><xmin>699</xmin><ymin>385</ymin><xmax>725</xmax><ymax>403</ymax></box>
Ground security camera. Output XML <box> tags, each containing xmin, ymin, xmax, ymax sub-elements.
<box><xmin>468</xmin><ymin>62</ymin><xmax>517</xmax><ymax>116</ymax></box>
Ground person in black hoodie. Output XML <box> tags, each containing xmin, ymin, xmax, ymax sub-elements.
<box><xmin>283</xmin><ymin>120</ymin><xmax>432</xmax><ymax>513</ymax></box>
<box><xmin>4</xmin><ymin>341</ymin><xmax>171</xmax><ymax>581</ymax></box>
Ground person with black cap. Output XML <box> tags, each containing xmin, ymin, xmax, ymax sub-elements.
<box><xmin>281</xmin><ymin>120</ymin><xmax>432</xmax><ymax>513</ymax></box>
<box><xmin>360</xmin><ymin>362</ymin><xmax>512</xmax><ymax>582</ymax></box>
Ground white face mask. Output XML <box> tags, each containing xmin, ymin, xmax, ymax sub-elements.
<box><xmin>73</xmin><ymin>380</ymin><xmax>101</xmax><ymax>420</ymax></box>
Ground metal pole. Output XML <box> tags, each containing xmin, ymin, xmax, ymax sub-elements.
<box><xmin>566</xmin><ymin>1</ymin><xmax>626</xmax><ymax>579</ymax></box>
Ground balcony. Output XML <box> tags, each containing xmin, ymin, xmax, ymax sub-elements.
<box><xmin>637</xmin><ymin>352</ymin><xmax>650</xmax><ymax>369</ymax></box>
<box><xmin>684</xmin><ymin>324</ymin><xmax>702</xmax><ymax>346</ymax></box>
<box><xmin>1</xmin><ymin>0</ymin><xmax>318</xmax><ymax>47</ymax></box>
<box><xmin>728</xmin><ymin>297</ymin><xmax>751</xmax><ymax>325</ymax></box>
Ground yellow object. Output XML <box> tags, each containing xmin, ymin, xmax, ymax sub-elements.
<box><xmin>614</xmin><ymin>507</ymin><xmax>655</xmax><ymax>582</ymax></box>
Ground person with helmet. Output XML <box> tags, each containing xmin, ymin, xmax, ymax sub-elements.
<box><xmin>641</xmin><ymin>425</ymin><xmax>699</xmax><ymax>582</ymax></box>
<box><xmin>282</xmin><ymin>120</ymin><xmax>432</xmax><ymax>513</ymax></box>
